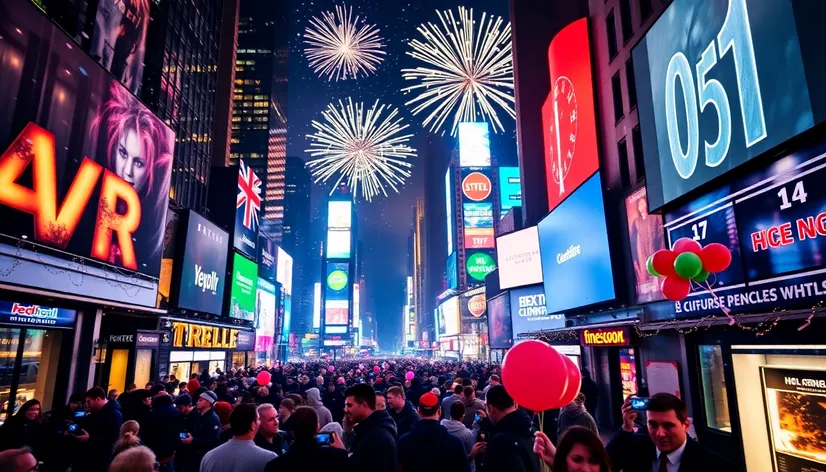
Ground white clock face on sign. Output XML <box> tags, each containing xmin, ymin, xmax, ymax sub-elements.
<box><xmin>549</xmin><ymin>76</ymin><xmax>578</xmax><ymax>197</ymax></box>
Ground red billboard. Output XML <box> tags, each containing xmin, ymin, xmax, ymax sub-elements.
<box><xmin>542</xmin><ymin>18</ymin><xmax>600</xmax><ymax>211</ymax></box>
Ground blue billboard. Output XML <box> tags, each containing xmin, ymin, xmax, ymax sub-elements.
<box><xmin>446</xmin><ymin>252</ymin><xmax>458</xmax><ymax>290</ymax></box>
<box><xmin>177</xmin><ymin>211</ymin><xmax>229</xmax><ymax>316</ymax></box>
<box><xmin>0</xmin><ymin>300</ymin><xmax>77</xmax><ymax>329</ymax></box>
<box><xmin>458</xmin><ymin>122</ymin><xmax>491</xmax><ymax>167</ymax></box>
<box><xmin>463</xmin><ymin>203</ymin><xmax>494</xmax><ymax>228</ymax></box>
<box><xmin>499</xmin><ymin>167</ymin><xmax>522</xmax><ymax>218</ymax></box>
<box><xmin>509</xmin><ymin>285</ymin><xmax>565</xmax><ymax>336</ymax></box>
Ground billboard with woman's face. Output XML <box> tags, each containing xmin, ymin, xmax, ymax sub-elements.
<box><xmin>0</xmin><ymin>1</ymin><xmax>173</xmax><ymax>306</ymax></box>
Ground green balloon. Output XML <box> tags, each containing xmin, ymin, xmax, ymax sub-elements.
<box><xmin>692</xmin><ymin>269</ymin><xmax>710</xmax><ymax>283</ymax></box>
<box><xmin>646</xmin><ymin>255</ymin><xmax>660</xmax><ymax>277</ymax></box>
<box><xmin>674</xmin><ymin>252</ymin><xmax>703</xmax><ymax>279</ymax></box>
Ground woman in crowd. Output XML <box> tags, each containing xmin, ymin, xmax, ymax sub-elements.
<box><xmin>113</xmin><ymin>420</ymin><xmax>142</xmax><ymax>457</ymax></box>
<box><xmin>534</xmin><ymin>426</ymin><xmax>612</xmax><ymax>472</ymax></box>
<box><xmin>108</xmin><ymin>445</ymin><xmax>158</xmax><ymax>472</ymax></box>
<box><xmin>0</xmin><ymin>399</ymin><xmax>43</xmax><ymax>456</ymax></box>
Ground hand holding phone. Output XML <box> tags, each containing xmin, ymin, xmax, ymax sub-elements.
<box><xmin>630</xmin><ymin>397</ymin><xmax>649</xmax><ymax>411</ymax></box>
<box><xmin>474</xmin><ymin>412</ymin><xmax>482</xmax><ymax>422</ymax></box>
<box><xmin>316</xmin><ymin>433</ymin><xmax>333</xmax><ymax>445</ymax></box>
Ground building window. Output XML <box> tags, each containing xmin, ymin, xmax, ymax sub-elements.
<box><xmin>699</xmin><ymin>345</ymin><xmax>732</xmax><ymax>432</ymax></box>
<box><xmin>632</xmin><ymin>126</ymin><xmax>645</xmax><ymax>180</ymax></box>
<box><xmin>612</xmin><ymin>72</ymin><xmax>624</xmax><ymax>123</ymax></box>
<box><xmin>626</xmin><ymin>59</ymin><xmax>637</xmax><ymax>109</ymax></box>
<box><xmin>618</xmin><ymin>138</ymin><xmax>631</xmax><ymax>189</ymax></box>
<box><xmin>640</xmin><ymin>0</ymin><xmax>653</xmax><ymax>22</ymax></box>
<box><xmin>619</xmin><ymin>0</ymin><xmax>633</xmax><ymax>43</ymax></box>
<box><xmin>606</xmin><ymin>10</ymin><xmax>618</xmax><ymax>60</ymax></box>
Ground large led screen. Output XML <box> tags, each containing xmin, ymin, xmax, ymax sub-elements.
<box><xmin>446</xmin><ymin>169</ymin><xmax>454</xmax><ymax>256</ymax></box>
<box><xmin>257</xmin><ymin>235</ymin><xmax>276</xmax><ymax>282</ymax></box>
<box><xmin>538</xmin><ymin>172</ymin><xmax>615</xmax><ymax>313</ymax></box>
<box><xmin>633</xmin><ymin>0</ymin><xmax>826</xmax><ymax>209</ymax></box>
<box><xmin>497</xmin><ymin>227</ymin><xmax>543</xmax><ymax>289</ymax></box>
<box><xmin>234</xmin><ymin>159</ymin><xmax>262</xmax><ymax>259</ymax></box>
<box><xmin>436</xmin><ymin>296</ymin><xmax>460</xmax><ymax>337</ymax></box>
<box><xmin>326</xmin><ymin>229</ymin><xmax>351</xmax><ymax>259</ymax></box>
<box><xmin>459</xmin><ymin>122</ymin><xmax>491</xmax><ymax>167</ymax></box>
<box><xmin>510</xmin><ymin>285</ymin><xmax>565</xmax><ymax>336</ymax></box>
<box><xmin>0</xmin><ymin>2</ymin><xmax>174</xmax><ymax>306</ymax></box>
<box><xmin>446</xmin><ymin>252</ymin><xmax>458</xmax><ymax>290</ymax></box>
<box><xmin>542</xmin><ymin>19</ymin><xmax>600</xmax><ymax>212</ymax></box>
<box><xmin>466</xmin><ymin>251</ymin><xmax>497</xmax><ymax>283</ymax></box>
<box><xmin>328</xmin><ymin>200</ymin><xmax>352</xmax><ymax>229</ymax></box>
<box><xmin>325</xmin><ymin>300</ymin><xmax>349</xmax><ymax>326</ymax></box>
<box><xmin>90</xmin><ymin>0</ymin><xmax>149</xmax><ymax>95</ymax></box>
<box><xmin>486</xmin><ymin>294</ymin><xmax>513</xmax><ymax>349</ymax></box>
<box><xmin>499</xmin><ymin>167</ymin><xmax>522</xmax><ymax>218</ymax></box>
<box><xmin>462</xmin><ymin>170</ymin><xmax>493</xmax><ymax>202</ymax></box>
<box><xmin>325</xmin><ymin>262</ymin><xmax>350</xmax><ymax>328</ymax></box>
<box><xmin>276</xmin><ymin>246</ymin><xmax>293</xmax><ymax>295</ymax></box>
<box><xmin>157</xmin><ymin>208</ymin><xmax>179</xmax><ymax>309</ymax></box>
<box><xmin>463</xmin><ymin>203</ymin><xmax>494</xmax><ymax>228</ymax></box>
<box><xmin>229</xmin><ymin>253</ymin><xmax>257</xmax><ymax>321</ymax></box>
<box><xmin>255</xmin><ymin>278</ymin><xmax>276</xmax><ymax>353</ymax></box>
<box><xmin>625</xmin><ymin>187</ymin><xmax>665</xmax><ymax>303</ymax></box>
<box><xmin>177</xmin><ymin>212</ymin><xmax>229</xmax><ymax>315</ymax></box>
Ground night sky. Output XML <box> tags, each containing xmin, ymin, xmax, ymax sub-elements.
<box><xmin>286</xmin><ymin>0</ymin><xmax>516</xmax><ymax>349</ymax></box>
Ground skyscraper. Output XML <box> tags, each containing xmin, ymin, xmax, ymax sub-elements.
<box><xmin>283</xmin><ymin>156</ymin><xmax>312</xmax><ymax>334</ymax></box>
<box><xmin>411</xmin><ymin>198</ymin><xmax>426</xmax><ymax>349</ymax></box>
<box><xmin>230</xmin><ymin>0</ymin><xmax>289</xmax><ymax>243</ymax></box>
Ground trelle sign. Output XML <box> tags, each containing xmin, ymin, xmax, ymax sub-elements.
<box><xmin>633</xmin><ymin>0</ymin><xmax>826</xmax><ymax>209</ymax></box>
<box><xmin>176</xmin><ymin>211</ymin><xmax>229</xmax><ymax>316</ymax></box>
<box><xmin>542</xmin><ymin>18</ymin><xmax>600</xmax><ymax>212</ymax></box>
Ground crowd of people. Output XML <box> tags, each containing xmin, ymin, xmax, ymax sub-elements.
<box><xmin>0</xmin><ymin>359</ymin><xmax>733</xmax><ymax>472</ymax></box>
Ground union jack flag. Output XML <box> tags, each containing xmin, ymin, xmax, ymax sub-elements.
<box><xmin>237</xmin><ymin>161</ymin><xmax>262</xmax><ymax>230</ymax></box>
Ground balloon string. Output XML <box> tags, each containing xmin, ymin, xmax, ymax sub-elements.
<box><xmin>698</xmin><ymin>280</ymin><xmax>735</xmax><ymax>326</ymax></box>
<box><xmin>539</xmin><ymin>410</ymin><xmax>546</xmax><ymax>472</ymax></box>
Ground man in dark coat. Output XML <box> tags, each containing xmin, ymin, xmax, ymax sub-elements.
<box><xmin>143</xmin><ymin>391</ymin><xmax>181</xmax><ymax>471</ymax></box>
<box><xmin>398</xmin><ymin>393</ymin><xmax>470</xmax><ymax>472</ymax></box>
<box><xmin>177</xmin><ymin>391</ymin><xmax>221</xmax><ymax>472</ymax></box>
<box><xmin>73</xmin><ymin>386</ymin><xmax>124</xmax><ymax>472</ymax></box>
<box><xmin>387</xmin><ymin>386</ymin><xmax>420</xmax><ymax>438</ymax></box>
<box><xmin>579</xmin><ymin>368</ymin><xmax>600</xmax><ymax>417</ymax></box>
<box><xmin>483</xmin><ymin>385</ymin><xmax>539</xmax><ymax>472</ymax></box>
<box><xmin>335</xmin><ymin>383</ymin><xmax>397</xmax><ymax>472</ymax></box>
<box><xmin>607</xmin><ymin>393</ymin><xmax>732</xmax><ymax>472</ymax></box>
<box><xmin>264</xmin><ymin>406</ymin><xmax>349</xmax><ymax>472</ymax></box>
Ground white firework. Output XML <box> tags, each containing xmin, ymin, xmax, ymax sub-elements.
<box><xmin>401</xmin><ymin>7</ymin><xmax>515</xmax><ymax>136</ymax></box>
<box><xmin>304</xmin><ymin>4</ymin><xmax>386</xmax><ymax>81</ymax></box>
<box><xmin>305</xmin><ymin>98</ymin><xmax>417</xmax><ymax>201</ymax></box>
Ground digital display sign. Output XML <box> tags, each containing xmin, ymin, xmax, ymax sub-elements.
<box><xmin>497</xmin><ymin>226</ymin><xmax>543</xmax><ymax>290</ymax></box>
<box><xmin>542</xmin><ymin>19</ymin><xmax>600</xmax><ymax>212</ymax></box>
<box><xmin>325</xmin><ymin>300</ymin><xmax>349</xmax><ymax>326</ymax></box>
<box><xmin>276</xmin><ymin>246</ymin><xmax>293</xmax><ymax>295</ymax></box>
<box><xmin>486</xmin><ymin>294</ymin><xmax>512</xmax><ymax>349</ymax></box>
<box><xmin>91</xmin><ymin>0</ymin><xmax>149</xmax><ymax>94</ymax></box>
<box><xmin>177</xmin><ymin>211</ymin><xmax>229</xmax><ymax>315</ymax></box>
<box><xmin>446</xmin><ymin>252</ymin><xmax>458</xmax><ymax>290</ymax></box>
<box><xmin>580</xmin><ymin>327</ymin><xmax>631</xmax><ymax>347</ymax></box>
<box><xmin>255</xmin><ymin>278</ymin><xmax>276</xmax><ymax>353</ymax></box>
<box><xmin>466</xmin><ymin>251</ymin><xmax>497</xmax><ymax>283</ymax></box>
<box><xmin>462</xmin><ymin>171</ymin><xmax>493</xmax><ymax>202</ymax></box>
<box><xmin>313</xmin><ymin>283</ymin><xmax>321</xmax><ymax>329</ymax></box>
<box><xmin>625</xmin><ymin>187</ymin><xmax>666</xmax><ymax>303</ymax></box>
<box><xmin>499</xmin><ymin>167</ymin><xmax>522</xmax><ymax>218</ymax></box>
<box><xmin>446</xmin><ymin>169</ymin><xmax>454</xmax><ymax>256</ymax></box>
<box><xmin>234</xmin><ymin>159</ymin><xmax>262</xmax><ymax>259</ymax></box>
<box><xmin>463</xmin><ymin>203</ymin><xmax>494</xmax><ymax>228</ymax></box>
<box><xmin>229</xmin><ymin>253</ymin><xmax>257</xmax><ymax>321</ymax></box>
<box><xmin>0</xmin><ymin>300</ymin><xmax>77</xmax><ymax>330</ymax></box>
<box><xmin>459</xmin><ymin>122</ymin><xmax>491</xmax><ymax>167</ymax></box>
<box><xmin>328</xmin><ymin>201</ymin><xmax>352</xmax><ymax>229</ymax></box>
<box><xmin>509</xmin><ymin>285</ymin><xmax>565</xmax><ymax>336</ymax></box>
<box><xmin>538</xmin><ymin>172</ymin><xmax>615</xmax><ymax>313</ymax></box>
<box><xmin>436</xmin><ymin>296</ymin><xmax>460</xmax><ymax>337</ymax></box>
<box><xmin>257</xmin><ymin>235</ymin><xmax>276</xmax><ymax>282</ymax></box>
<box><xmin>464</xmin><ymin>228</ymin><xmax>495</xmax><ymax>249</ymax></box>
<box><xmin>327</xmin><ymin>229</ymin><xmax>351</xmax><ymax>259</ymax></box>
<box><xmin>633</xmin><ymin>0</ymin><xmax>826</xmax><ymax>209</ymax></box>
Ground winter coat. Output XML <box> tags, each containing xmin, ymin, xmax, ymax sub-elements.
<box><xmin>441</xmin><ymin>419</ymin><xmax>477</xmax><ymax>472</ymax></box>
<box><xmin>441</xmin><ymin>394</ymin><xmax>462</xmax><ymax>420</ymax></box>
<box><xmin>349</xmin><ymin>409</ymin><xmax>398</xmax><ymax>472</ymax></box>
<box><xmin>461</xmin><ymin>397</ymin><xmax>486</xmax><ymax>428</ymax></box>
<box><xmin>405</xmin><ymin>379</ymin><xmax>427</xmax><ymax>407</ymax></box>
<box><xmin>580</xmin><ymin>377</ymin><xmax>600</xmax><ymax>417</ymax></box>
<box><xmin>607</xmin><ymin>428</ymin><xmax>733</xmax><ymax>472</ymax></box>
<box><xmin>264</xmin><ymin>439</ymin><xmax>350</xmax><ymax>472</ymax></box>
<box><xmin>177</xmin><ymin>408</ymin><xmax>220</xmax><ymax>472</ymax></box>
<box><xmin>398</xmin><ymin>419</ymin><xmax>470</xmax><ymax>472</ymax></box>
<box><xmin>0</xmin><ymin>415</ymin><xmax>44</xmax><ymax>456</ymax></box>
<box><xmin>557</xmin><ymin>402</ymin><xmax>598</xmax><ymax>438</ymax></box>
<box><xmin>484</xmin><ymin>409</ymin><xmax>540</xmax><ymax>472</ymax></box>
<box><xmin>390</xmin><ymin>400</ymin><xmax>421</xmax><ymax>438</ymax></box>
<box><xmin>77</xmin><ymin>400</ymin><xmax>124</xmax><ymax>472</ymax></box>
<box><xmin>254</xmin><ymin>431</ymin><xmax>290</xmax><ymax>456</ymax></box>
<box><xmin>143</xmin><ymin>394</ymin><xmax>181</xmax><ymax>462</ymax></box>
<box><xmin>306</xmin><ymin>388</ymin><xmax>334</xmax><ymax>427</ymax></box>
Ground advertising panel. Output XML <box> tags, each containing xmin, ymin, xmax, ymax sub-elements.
<box><xmin>761</xmin><ymin>367</ymin><xmax>826</xmax><ymax>472</ymax></box>
<box><xmin>509</xmin><ymin>285</ymin><xmax>564</xmax><ymax>336</ymax></box>
<box><xmin>276</xmin><ymin>247</ymin><xmax>293</xmax><ymax>295</ymax></box>
<box><xmin>458</xmin><ymin>122</ymin><xmax>491</xmax><ymax>167</ymax></box>
<box><xmin>0</xmin><ymin>300</ymin><xmax>77</xmax><ymax>329</ymax></box>
<box><xmin>580</xmin><ymin>327</ymin><xmax>632</xmax><ymax>347</ymax></box>
<box><xmin>255</xmin><ymin>278</ymin><xmax>276</xmax><ymax>353</ymax></box>
<box><xmin>497</xmin><ymin>227</ymin><xmax>543</xmax><ymax>289</ymax></box>
<box><xmin>257</xmin><ymin>235</ymin><xmax>276</xmax><ymax>282</ymax></box>
<box><xmin>542</xmin><ymin>19</ymin><xmax>600</xmax><ymax>212</ymax></box>
<box><xmin>625</xmin><ymin>187</ymin><xmax>665</xmax><ymax>303</ymax></box>
<box><xmin>461</xmin><ymin>288</ymin><xmax>487</xmax><ymax>319</ymax></box>
<box><xmin>229</xmin><ymin>253</ymin><xmax>257</xmax><ymax>321</ymax></box>
<box><xmin>486</xmin><ymin>294</ymin><xmax>513</xmax><ymax>349</ymax></box>
<box><xmin>620</xmin><ymin>348</ymin><xmax>639</xmax><ymax>398</ymax></box>
<box><xmin>466</xmin><ymin>251</ymin><xmax>497</xmax><ymax>283</ymax></box>
<box><xmin>0</xmin><ymin>3</ymin><xmax>174</xmax><ymax>306</ymax></box>
<box><xmin>633</xmin><ymin>0</ymin><xmax>826</xmax><ymax>209</ymax></box>
<box><xmin>446</xmin><ymin>169</ymin><xmax>454</xmax><ymax>256</ymax></box>
<box><xmin>462</xmin><ymin>171</ymin><xmax>493</xmax><ymax>202</ymax></box>
<box><xmin>90</xmin><ymin>0</ymin><xmax>149</xmax><ymax>94</ymax></box>
<box><xmin>446</xmin><ymin>252</ymin><xmax>458</xmax><ymax>290</ymax></box>
<box><xmin>177</xmin><ymin>212</ymin><xmax>229</xmax><ymax>315</ymax></box>
<box><xmin>234</xmin><ymin>159</ymin><xmax>262</xmax><ymax>259</ymax></box>
<box><xmin>464</xmin><ymin>228</ymin><xmax>495</xmax><ymax>249</ymax></box>
<box><xmin>436</xmin><ymin>296</ymin><xmax>460</xmax><ymax>337</ymax></box>
<box><xmin>539</xmin><ymin>172</ymin><xmax>615</xmax><ymax>313</ymax></box>
<box><xmin>157</xmin><ymin>208</ymin><xmax>180</xmax><ymax>309</ymax></box>
<box><xmin>313</xmin><ymin>282</ymin><xmax>321</xmax><ymax>329</ymax></box>
<box><xmin>463</xmin><ymin>203</ymin><xmax>494</xmax><ymax>228</ymax></box>
<box><xmin>499</xmin><ymin>167</ymin><xmax>522</xmax><ymax>218</ymax></box>
<box><xmin>326</xmin><ymin>229</ymin><xmax>352</xmax><ymax>259</ymax></box>
<box><xmin>328</xmin><ymin>201</ymin><xmax>352</xmax><ymax>229</ymax></box>
<box><xmin>171</xmin><ymin>322</ymin><xmax>240</xmax><ymax>349</ymax></box>
<box><xmin>325</xmin><ymin>262</ymin><xmax>350</xmax><ymax>327</ymax></box>
<box><xmin>325</xmin><ymin>300</ymin><xmax>348</xmax><ymax>326</ymax></box>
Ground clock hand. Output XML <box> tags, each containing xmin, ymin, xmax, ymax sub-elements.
<box><xmin>554</xmin><ymin>98</ymin><xmax>564</xmax><ymax>196</ymax></box>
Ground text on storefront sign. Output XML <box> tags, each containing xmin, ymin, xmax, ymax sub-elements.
<box><xmin>172</xmin><ymin>322</ymin><xmax>238</xmax><ymax>349</ymax></box>
<box><xmin>580</xmin><ymin>327</ymin><xmax>631</xmax><ymax>347</ymax></box>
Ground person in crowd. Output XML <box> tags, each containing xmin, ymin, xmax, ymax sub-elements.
<box><xmin>406</xmin><ymin>377</ymin><xmax>427</xmax><ymax>408</ymax></box>
<box><xmin>558</xmin><ymin>393</ymin><xmax>598</xmax><ymax>438</ymax></box>
<box><xmin>213</xmin><ymin>401</ymin><xmax>233</xmax><ymax>445</ymax></box>
<box><xmin>387</xmin><ymin>386</ymin><xmax>420</xmax><ymax>438</ymax></box>
<box><xmin>440</xmin><ymin>381</ymin><xmax>454</xmax><ymax>402</ymax></box>
<box><xmin>286</xmin><ymin>393</ymin><xmax>305</xmax><ymax>407</ymax></box>
<box><xmin>214</xmin><ymin>383</ymin><xmax>235</xmax><ymax>405</ymax></box>
<box><xmin>442</xmin><ymin>401</ymin><xmax>480</xmax><ymax>472</ymax></box>
<box><xmin>441</xmin><ymin>384</ymin><xmax>464</xmax><ymax>420</ymax></box>
<box><xmin>534</xmin><ymin>426</ymin><xmax>612</xmax><ymax>472</ymax></box>
<box><xmin>0</xmin><ymin>399</ymin><xmax>43</xmax><ymax>456</ymax></box>
<box><xmin>142</xmin><ymin>390</ymin><xmax>178</xmax><ymax>472</ymax></box>
<box><xmin>264</xmin><ymin>406</ymin><xmax>349</xmax><ymax>472</ymax></box>
<box><xmin>199</xmin><ymin>403</ymin><xmax>276</xmax><ymax>472</ymax></box>
<box><xmin>398</xmin><ymin>392</ymin><xmax>470</xmax><ymax>472</ymax></box>
<box><xmin>177</xmin><ymin>391</ymin><xmax>220</xmax><ymax>472</ymax></box>
<box><xmin>255</xmin><ymin>387</ymin><xmax>270</xmax><ymax>405</ymax></box>
<box><xmin>461</xmin><ymin>386</ymin><xmax>486</xmax><ymax>429</ymax></box>
<box><xmin>335</xmin><ymin>383</ymin><xmax>397</xmax><ymax>472</ymax></box>
<box><xmin>0</xmin><ymin>447</ymin><xmax>39</xmax><ymax>472</ymax></box>
<box><xmin>108</xmin><ymin>389</ymin><xmax>120</xmax><ymax>403</ymax></box>
<box><xmin>324</xmin><ymin>381</ymin><xmax>346</xmax><ymax>424</ymax></box>
<box><xmin>606</xmin><ymin>393</ymin><xmax>731</xmax><ymax>472</ymax></box>
<box><xmin>70</xmin><ymin>386</ymin><xmax>123</xmax><ymax>472</ymax></box>
<box><xmin>186</xmin><ymin>377</ymin><xmax>200</xmax><ymax>394</ymax></box>
<box><xmin>278</xmin><ymin>398</ymin><xmax>296</xmax><ymax>436</ymax></box>
<box><xmin>305</xmin><ymin>387</ymin><xmax>333</xmax><ymax>428</ymax></box>
<box><xmin>42</xmin><ymin>394</ymin><xmax>85</xmax><ymax>471</ymax></box>
<box><xmin>484</xmin><ymin>385</ymin><xmax>540</xmax><ymax>472</ymax></box>
<box><xmin>254</xmin><ymin>403</ymin><xmax>288</xmax><ymax>456</ymax></box>
<box><xmin>430</xmin><ymin>387</ymin><xmax>442</xmax><ymax>397</ymax></box>
<box><xmin>126</xmin><ymin>390</ymin><xmax>153</xmax><ymax>433</ymax></box>
<box><xmin>580</xmin><ymin>369</ymin><xmax>599</xmax><ymax>417</ymax></box>
<box><xmin>113</xmin><ymin>420</ymin><xmax>142</xmax><ymax>456</ymax></box>
<box><xmin>109</xmin><ymin>445</ymin><xmax>157</xmax><ymax>472</ymax></box>
<box><xmin>482</xmin><ymin>374</ymin><xmax>500</xmax><ymax>400</ymax></box>
<box><xmin>374</xmin><ymin>392</ymin><xmax>387</xmax><ymax>411</ymax></box>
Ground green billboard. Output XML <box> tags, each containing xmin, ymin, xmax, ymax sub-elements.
<box><xmin>229</xmin><ymin>253</ymin><xmax>258</xmax><ymax>321</ymax></box>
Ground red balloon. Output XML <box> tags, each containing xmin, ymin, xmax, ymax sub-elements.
<box><xmin>501</xmin><ymin>340</ymin><xmax>570</xmax><ymax>412</ymax></box>
<box><xmin>557</xmin><ymin>354</ymin><xmax>583</xmax><ymax>406</ymax></box>
<box><xmin>661</xmin><ymin>276</ymin><xmax>691</xmax><ymax>301</ymax></box>
<box><xmin>701</xmin><ymin>243</ymin><xmax>732</xmax><ymax>273</ymax></box>
<box><xmin>256</xmin><ymin>371</ymin><xmax>271</xmax><ymax>386</ymax></box>
<box><xmin>672</xmin><ymin>238</ymin><xmax>703</xmax><ymax>256</ymax></box>
<box><xmin>651</xmin><ymin>250</ymin><xmax>677</xmax><ymax>277</ymax></box>
<box><xmin>373</xmin><ymin>365</ymin><xmax>381</xmax><ymax>374</ymax></box>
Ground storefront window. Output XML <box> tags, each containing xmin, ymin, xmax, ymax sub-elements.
<box><xmin>0</xmin><ymin>328</ymin><xmax>21</xmax><ymax>424</ymax></box>
<box><xmin>0</xmin><ymin>329</ymin><xmax>63</xmax><ymax>423</ymax></box>
<box><xmin>699</xmin><ymin>345</ymin><xmax>731</xmax><ymax>432</ymax></box>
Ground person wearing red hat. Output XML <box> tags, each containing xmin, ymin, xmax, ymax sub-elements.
<box><xmin>397</xmin><ymin>392</ymin><xmax>470</xmax><ymax>472</ymax></box>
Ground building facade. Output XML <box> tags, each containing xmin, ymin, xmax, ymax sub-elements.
<box><xmin>283</xmin><ymin>156</ymin><xmax>312</xmax><ymax>334</ymax></box>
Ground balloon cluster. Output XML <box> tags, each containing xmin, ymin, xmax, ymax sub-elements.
<box><xmin>646</xmin><ymin>238</ymin><xmax>732</xmax><ymax>302</ymax></box>
<box><xmin>501</xmin><ymin>340</ymin><xmax>581</xmax><ymax>412</ymax></box>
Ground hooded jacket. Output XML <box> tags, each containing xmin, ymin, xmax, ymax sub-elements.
<box><xmin>389</xmin><ymin>400</ymin><xmax>420</xmax><ymax>438</ymax></box>
<box><xmin>461</xmin><ymin>396</ymin><xmax>486</xmax><ymax>428</ymax></box>
<box><xmin>144</xmin><ymin>394</ymin><xmax>181</xmax><ymax>461</ymax></box>
<box><xmin>441</xmin><ymin>419</ymin><xmax>477</xmax><ymax>472</ymax></box>
<box><xmin>350</xmin><ymin>409</ymin><xmax>398</xmax><ymax>472</ymax></box>
<box><xmin>398</xmin><ymin>419</ymin><xmax>470</xmax><ymax>472</ymax></box>
<box><xmin>306</xmin><ymin>388</ymin><xmax>334</xmax><ymax>427</ymax></box>
<box><xmin>485</xmin><ymin>409</ymin><xmax>540</xmax><ymax>472</ymax></box>
<box><xmin>557</xmin><ymin>402</ymin><xmax>598</xmax><ymax>438</ymax></box>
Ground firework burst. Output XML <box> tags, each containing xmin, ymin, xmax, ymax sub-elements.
<box><xmin>401</xmin><ymin>7</ymin><xmax>515</xmax><ymax>136</ymax></box>
<box><xmin>304</xmin><ymin>4</ymin><xmax>386</xmax><ymax>81</ymax></box>
<box><xmin>306</xmin><ymin>98</ymin><xmax>417</xmax><ymax>201</ymax></box>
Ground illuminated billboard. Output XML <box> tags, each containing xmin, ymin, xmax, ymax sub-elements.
<box><xmin>313</xmin><ymin>282</ymin><xmax>321</xmax><ymax>329</ymax></box>
<box><xmin>255</xmin><ymin>278</ymin><xmax>276</xmax><ymax>353</ymax></box>
<box><xmin>462</xmin><ymin>171</ymin><xmax>493</xmax><ymax>202</ymax></box>
<box><xmin>229</xmin><ymin>253</ymin><xmax>258</xmax><ymax>322</ymax></box>
<box><xmin>324</xmin><ymin>262</ymin><xmax>350</xmax><ymax>328</ymax></box>
<box><xmin>446</xmin><ymin>169</ymin><xmax>454</xmax><ymax>256</ymax></box>
<box><xmin>436</xmin><ymin>296</ymin><xmax>460</xmax><ymax>337</ymax></box>
<box><xmin>90</xmin><ymin>0</ymin><xmax>149</xmax><ymax>94</ymax></box>
<box><xmin>463</xmin><ymin>203</ymin><xmax>494</xmax><ymax>228</ymax></box>
<box><xmin>497</xmin><ymin>226</ymin><xmax>543</xmax><ymax>289</ymax></box>
<box><xmin>459</xmin><ymin>122</ymin><xmax>491</xmax><ymax>167</ymax></box>
<box><xmin>276</xmin><ymin>247</ymin><xmax>293</xmax><ymax>295</ymax></box>
<box><xmin>499</xmin><ymin>167</ymin><xmax>522</xmax><ymax>218</ymax></box>
<box><xmin>328</xmin><ymin>201</ymin><xmax>352</xmax><ymax>229</ymax></box>
<box><xmin>326</xmin><ymin>229</ymin><xmax>351</xmax><ymax>259</ymax></box>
